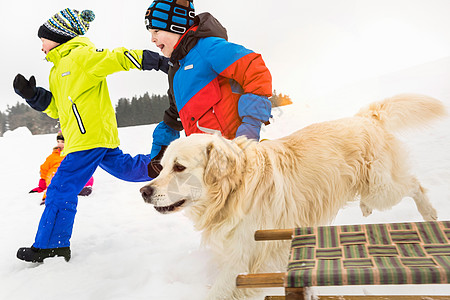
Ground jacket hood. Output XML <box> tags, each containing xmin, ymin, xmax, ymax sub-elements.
<box><xmin>193</xmin><ymin>13</ymin><xmax>228</xmax><ymax>41</ymax></box>
<box><xmin>170</xmin><ymin>13</ymin><xmax>227</xmax><ymax>63</ymax></box>
<box><xmin>46</xmin><ymin>36</ymin><xmax>95</xmax><ymax>64</ymax></box>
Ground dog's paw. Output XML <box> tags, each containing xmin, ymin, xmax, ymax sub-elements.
<box><xmin>360</xmin><ymin>203</ymin><xmax>373</xmax><ymax>217</ymax></box>
<box><xmin>422</xmin><ymin>207</ymin><xmax>438</xmax><ymax>221</ymax></box>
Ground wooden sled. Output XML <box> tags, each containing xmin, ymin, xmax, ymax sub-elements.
<box><xmin>237</xmin><ymin>221</ymin><xmax>450</xmax><ymax>300</ymax></box>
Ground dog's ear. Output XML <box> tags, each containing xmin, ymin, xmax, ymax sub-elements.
<box><xmin>204</xmin><ymin>141</ymin><xmax>232</xmax><ymax>185</ymax></box>
<box><xmin>204</xmin><ymin>138</ymin><xmax>248</xmax><ymax>183</ymax></box>
<box><xmin>196</xmin><ymin>139</ymin><xmax>246</xmax><ymax>230</ymax></box>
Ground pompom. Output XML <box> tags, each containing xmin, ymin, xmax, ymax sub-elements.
<box><xmin>80</xmin><ymin>10</ymin><xmax>95</xmax><ymax>22</ymax></box>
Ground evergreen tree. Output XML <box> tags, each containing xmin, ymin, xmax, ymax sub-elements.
<box><xmin>6</xmin><ymin>102</ymin><xmax>59</xmax><ymax>135</ymax></box>
<box><xmin>0</xmin><ymin>110</ymin><xmax>7</xmax><ymax>137</ymax></box>
<box><xmin>116</xmin><ymin>98</ymin><xmax>132</xmax><ymax>127</ymax></box>
<box><xmin>115</xmin><ymin>93</ymin><xmax>168</xmax><ymax>127</ymax></box>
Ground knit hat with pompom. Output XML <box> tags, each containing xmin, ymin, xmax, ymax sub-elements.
<box><xmin>38</xmin><ymin>8</ymin><xmax>95</xmax><ymax>44</ymax></box>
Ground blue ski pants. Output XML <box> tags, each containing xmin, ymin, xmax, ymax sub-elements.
<box><xmin>33</xmin><ymin>147</ymin><xmax>152</xmax><ymax>249</ymax></box>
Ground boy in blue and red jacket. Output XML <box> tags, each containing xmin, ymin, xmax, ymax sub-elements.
<box><xmin>144</xmin><ymin>0</ymin><xmax>273</xmax><ymax>177</ymax></box>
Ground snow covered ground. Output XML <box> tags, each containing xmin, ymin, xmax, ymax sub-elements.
<box><xmin>1</xmin><ymin>57</ymin><xmax>450</xmax><ymax>299</ymax></box>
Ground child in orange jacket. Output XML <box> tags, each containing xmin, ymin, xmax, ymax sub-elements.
<box><xmin>30</xmin><ymin>131</ymin><xmax>94</xmax><ymax>205</ymax></box>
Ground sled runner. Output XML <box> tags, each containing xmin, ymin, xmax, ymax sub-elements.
<box><xmin>237</xmin><ymin>221</ymin><xmax>450</xmax><ymax>299</ymax></box>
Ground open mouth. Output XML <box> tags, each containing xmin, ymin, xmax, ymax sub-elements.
<box><xmin>154</xmin><ymin>200</ymin><xmax>186</xmax><ymax>213</ymax></box>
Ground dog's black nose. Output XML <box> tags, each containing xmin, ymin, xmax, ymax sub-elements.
<box><xmin>140</xmin><ymin>185</ymin><xmax>154</xmax><ymax>202</ymax></box>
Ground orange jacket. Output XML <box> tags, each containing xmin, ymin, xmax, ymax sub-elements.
<box><xmin>40</xmin><ymin>147</ymin><xmax>65</xmax><ymax>186</ymax></box>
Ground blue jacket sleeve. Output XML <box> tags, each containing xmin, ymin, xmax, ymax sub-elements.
<box><xmin>235</xmin><ymin>93</ymin><xmax>272</xmax><ymax>140</ymax></box>
<box><xmin>25</xmin><ymin>87</ymin><xmax>53</xmax><ymax>112</ymax></box>
<box><xmin>150</xmin><ymin>121</ymin><xmax>180</xmax><ymax>159</ymax></box>
<box><xmin>142</xmin><ymin>50</ymin><xmax>169</xmax><ymax>74</ymax></box>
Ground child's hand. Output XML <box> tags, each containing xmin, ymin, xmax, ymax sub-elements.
<box><xmin>13</xmin><ymin>74</ymin><xmax>37</xmax><ymax>100</ymax></box>
<box><xmin>148</xmin><ymin>145</ymin><xmax>167</xmax><ymax>178</ymax></box>
<box><xmin>236</xmin><ymin>116</ymin><xmax>263</xmax><ymax>141</ymax></box>
<box><xmin>29</xmin><ymin>178</ymin><xmax>47</xmax><ymax>193</ymax></box>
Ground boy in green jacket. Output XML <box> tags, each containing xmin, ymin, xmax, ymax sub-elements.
<box><xmin>13</xmin><ymin>8</ymin><xmax>168</xmax><ymax>263</ymax></box>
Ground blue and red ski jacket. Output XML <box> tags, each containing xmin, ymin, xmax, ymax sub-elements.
<box><xmin>150</xmin><ymin>13</ymin><xmax>272</xmax><ymax>158</ymax></box>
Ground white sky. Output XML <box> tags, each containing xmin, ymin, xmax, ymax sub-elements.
<box><xmin>1</xmin><ymin>0</ymin><xmax>450</xmax><ymax>111</ymax></box>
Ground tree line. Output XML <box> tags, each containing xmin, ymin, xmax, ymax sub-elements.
<box><xmin>0</xmin><ymin>91</ymin><xmax>291</xmax><ymax>137</ymax></box>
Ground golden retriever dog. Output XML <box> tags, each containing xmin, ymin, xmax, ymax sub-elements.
<box><xmin>140</xmin><ymin>94</ymin><xmax>446</xmax><ymax>299</ymax></box>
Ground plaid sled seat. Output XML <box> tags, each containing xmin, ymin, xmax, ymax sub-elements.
<box><xmin>237</xmin><ymin>221</ymin><xmax>450</xmax><ymax>299</ymax></box>
<box><xmin>287</xmin><ymin>221</ymin><xmax>450</xmax><ymax>288</ymax></box>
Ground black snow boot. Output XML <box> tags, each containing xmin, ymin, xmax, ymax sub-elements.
<box><xmin>78</xmin><ymin>186</ymin><xmax>92</xmax><ymax>196</ymax></box>
<box><xmin>17</xmin><ymin>246</ymin><xmax>71</xmax><ymax>263</ymax></box>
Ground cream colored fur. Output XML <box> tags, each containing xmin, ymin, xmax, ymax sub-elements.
<box><xmin>141</xmin><ymin>93</ymin><xmax>446</xmax><ymax>300</ymax></box>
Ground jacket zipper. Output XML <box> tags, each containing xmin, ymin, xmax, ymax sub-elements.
<box><xmin>69</xmin><ymin>96</ymin><xmax>86</xmax><ymax>134</ymax></box>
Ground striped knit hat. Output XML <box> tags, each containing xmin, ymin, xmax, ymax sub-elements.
<box><xmin>38</xmin><ymin>8</ymin><xmax>95</xmax><ymax>44</ymax></box>
<box><xmin>145</xmin><ymin>0</ymin><xmax>195</xmax><ymax>34</ymax></box>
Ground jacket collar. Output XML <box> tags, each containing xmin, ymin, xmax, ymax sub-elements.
<box><xmin>170</xmin><ymin>12</ymin><xmax>228</xmax><ymax>64</ymax></box>
<box><xmin>46</xmin><ymin>36</ymin><xmax>95</xmax><ymax>64</ymax></box>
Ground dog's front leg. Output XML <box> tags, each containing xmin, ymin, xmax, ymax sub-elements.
<box><xmin>206</xmin><ymin>263</ymin><xmax>257</xmax><ymax>300</ymax></box>
<box><xmin>360</xmin><ymin>202</ymin><xmax>373</xmax><ymax>217</ymax></box>
<box><xmin>205</xmin><ymin>243</ymin><xmax>260</xmax><ymax>300</ymax></box>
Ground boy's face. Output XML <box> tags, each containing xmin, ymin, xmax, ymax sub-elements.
<box><xmin>56</xmin><ymin>139</ymin><xmax>64</xmax><ymax>150</ymax></box>
<box><xmin>148</xmin><ymin>29</ymin><xmax>181</xmax><ymax>58</ymax></box>
<box><xmin>40</xmin><ymin>38</ymin><xmax>60</xmax><ymax>55</ymax></box>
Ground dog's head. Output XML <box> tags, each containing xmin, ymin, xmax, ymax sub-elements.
<box><xmin>140</xmin><ymin>134</ymin><xmax>253</xmax><ymax>219</ymax></box>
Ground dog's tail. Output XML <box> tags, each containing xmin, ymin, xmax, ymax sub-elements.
<box><xmin>355</xmin><ymin>93</ymin><xmax>447</xmax><ymax>131</ymax></box>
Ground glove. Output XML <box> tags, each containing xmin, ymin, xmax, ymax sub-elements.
<box><xmin>236</xmin><ymin>93</ymin><xmax>271</xmax><ymax>141</ymax></box>
<box><xmin>29</xmin><ymin>178</ymin><xmax>47</xmax><ymax>193</ymax></box>
<box><xmin>148</xmin><ymin>145</ymin><xmax>167</xmax><ymax>178</ymax></box>
<box><xmin>147</xmin><ymin>121</ymin><xmax>180</xmax><ymax>178</ymax></box>
<box><xmin>235</xmin><ymin>116</ymin><xmax>263</xmax><ymax>140</ymax></box>
<box><xmin>78</xmin><ymin>186</ymin><xmax>93</xmax><ymax>196</ymax></box>
<box><xmin>13</xmin><ymin>74</ymin><xmax>37</xmax><ymax>100</ymax></box>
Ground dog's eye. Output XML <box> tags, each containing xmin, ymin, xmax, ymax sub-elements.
<box><xmin>173</xmin><ymin>163</ymin><xmax>186</xmax><ymax>172</ymax></box>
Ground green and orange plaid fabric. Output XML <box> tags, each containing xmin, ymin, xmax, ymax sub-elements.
<box><xmin>286</xmin><ymin>221</ymin><xmax>450</xmax><ymax>287</ymax></box>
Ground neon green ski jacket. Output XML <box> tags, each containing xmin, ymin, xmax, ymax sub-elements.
<box><xmin>44</xmin><ymin>36</ymin><xmax>144</xmax><ymax>154</ymax></box>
